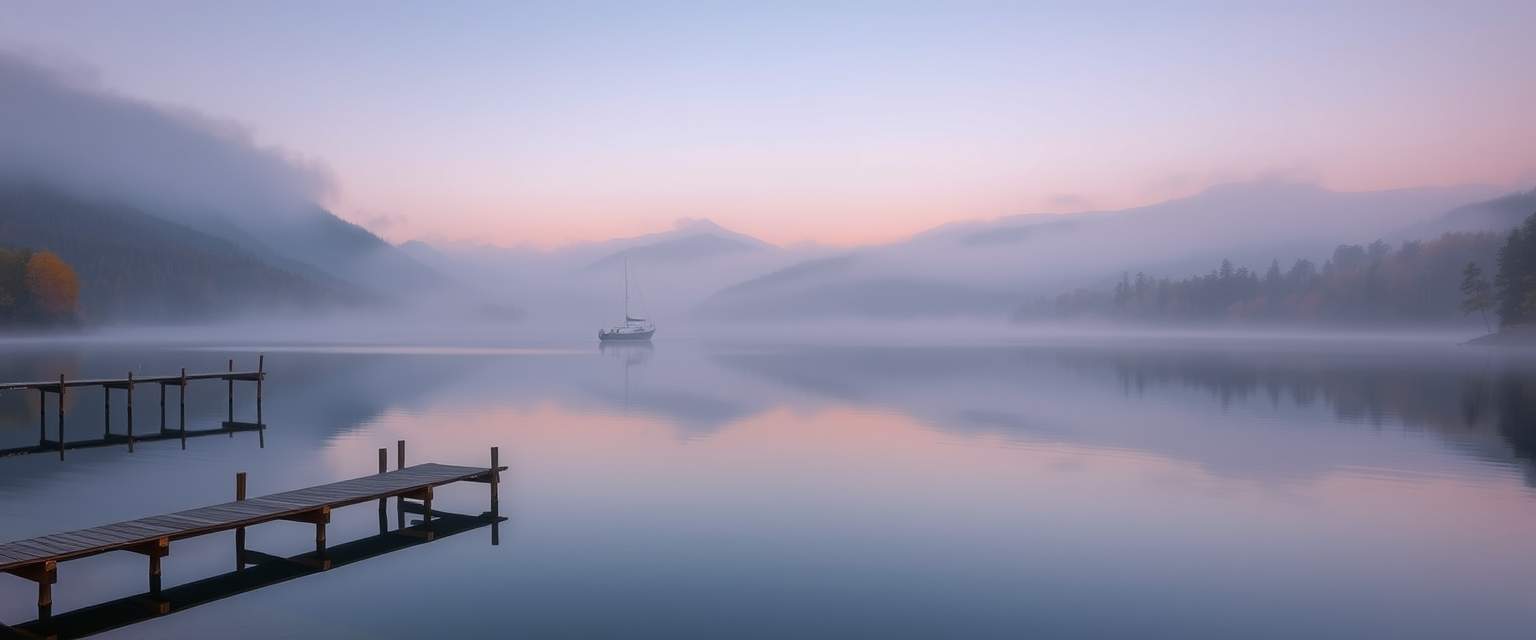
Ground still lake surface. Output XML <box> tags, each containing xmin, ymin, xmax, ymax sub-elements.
<box><xmin>1</xmin><ymin>335</ymin><xmax>1535</xmax><ymax>638</ymax></box>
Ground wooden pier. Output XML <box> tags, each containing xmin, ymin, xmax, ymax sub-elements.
<box><xmin>1</xmin><ymin>508</ymin><xmax>501</xmax><ymax>640</ymax></box>
<box><xmin>0</xmin><ymin>357</ymin><xmax>266</xmax><ymax>459</ymax></box>
<box><xmin>0</xmin><ymin>443</ymin><xmax>504</xmax><ymax>637</ymax></box>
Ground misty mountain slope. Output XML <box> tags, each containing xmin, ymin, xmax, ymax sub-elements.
<box><xmin>0</xmin><ymin>50</ymin><xmax>438</xmax><ymax>306</ymax></box>
<box><xmin>146</xmin><ymin>206</ymin><xmax>443</xmax><ymax>296</ymax></box>
<box><xmin>709</xmin><ymin>255</ymin><xmax>859</xmax><ymax>297</ymax></box>
<box><xmin>0</xmin><ymin>183</ymin><xmax>365</xmax><ymax>322</ymax></box>
<box><xmin>1398</xmin><ymin>188</ymin><xmax>1536</xmax><ymax>239</ymax></box>
<box><xmin>244</xmin><ymin>209</ymin><xmax>442</xmax><ymax>294</ymax></box>
<box><xmin>698</xmin><ymin>181</ymin><xmax>1503</xmax><ymax>322</ymax></box>
<box><xmin>408</xmin><ymin>218</ymin><xmax>806</xmax><ymax>328</ymax></box>
<box><xmin>583</xmin><ymin>218</ymin><xmax>774</xmax><ymax>271</ymax></box>
<box><xmin>934</xmin><ymin>182</ymin><xmax>1497</xmax><ymax>252</ymax></box>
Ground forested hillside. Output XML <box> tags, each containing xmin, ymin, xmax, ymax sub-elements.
<box><xmin>0</xmin><ymin>183</ymin><xmax>365</xmax><ymax>324</ymax></box>
<box><xmin>1028</xmin><ymin>232</ymin><xmax>1504</xmax><ymax>326</ymax></box>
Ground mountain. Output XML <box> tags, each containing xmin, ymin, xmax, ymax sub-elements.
<box><xmin>147</xmin><ymin>206</ymin><xmax>442</xmax><ymax>297</ymax></box>
<box><xmin>698</xmin><ymin>181</ymin><xmax>1504</xmax><ymax>322</ymax></box>
<box><xmin>0</xmin><ymin>182</ymin><xmax>365</xmax><ymax>323</ymax></box>
<box><xmin>584</xmin><ymin>218</ymin><xmax>773</xmax><ymax>271</ymax></box>
<box><xmin>1399</xmin><ymin>188</ymin><xmax>1536</xmax><ymax>239</ymax></box>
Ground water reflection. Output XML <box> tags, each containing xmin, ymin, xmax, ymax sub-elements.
<box><xmin>1</xmin><ymin>340</ymin><xmax>1535</xmax><ymax>638</ymax></box>
<box><xmin>709</xmin><ymin>344</ymin><xmax>1536</xmax><ymax>485</ymax></box>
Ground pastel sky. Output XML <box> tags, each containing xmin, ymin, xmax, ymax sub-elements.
<box><xmin>2</xmin><ymin>1</ymin><xmax>1533</xmax><ymax>247</ymax></box>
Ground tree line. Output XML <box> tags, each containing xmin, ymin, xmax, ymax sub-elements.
<box><xmin>0</xmin><ymin>247</ymin><xmax>80</xmax><ymax>327</ymax></box>
<box><xmin>1463</xmin><ymin>210</ymin><xmax>1536</xmax><ymax>331</ymax></box>
<box><xmin>1032</xmin><ymin>231</ymin><xmax>1506</xmax><ymax>326</ymax></box>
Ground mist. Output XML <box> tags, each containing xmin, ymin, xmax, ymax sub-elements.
<box><xmin>0</xmin><ymin>50</ymin><xmax>1527</xmax><ymax>344</ymax></box>
<box><xmin>0</xmin><ymin>50</ymin><xmax>328</xmax><ymax>221</ymax></box>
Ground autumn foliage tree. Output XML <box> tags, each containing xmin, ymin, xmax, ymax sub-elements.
<box><xmin>0</xmin><ymin>248</ymin><xmax>80</xmax><ymax>326</ymax></box>
<box><xmin>25</xmin><ymin>251</ymin><xmax>79</xmax><ymax>318</ymax></box>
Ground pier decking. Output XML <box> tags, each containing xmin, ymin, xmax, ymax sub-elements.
<box><xmin>1</xmin><ymin>509</ymin><xmax>501</xmax><ymax>640</ymax></box>
<box><xmin>0</xmin><ymin>444</ymin><xmax>503</xmax><ymax>635</ymax></box>
<box><xmin>0</xmin><ymin>357</ymin><xmax>266</xmax><ymax>459</ymax></box>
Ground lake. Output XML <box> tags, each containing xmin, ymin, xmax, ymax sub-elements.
<box><xmin>1</xmin><ymin>335</ymin><xmax>1534</xmax><ymax>638</ymax></box>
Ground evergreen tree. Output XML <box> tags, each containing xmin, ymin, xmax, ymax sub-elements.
<box><xmin>1461</xmin><ymin>261</ymin><xmax>1493</xmax><ymax>333</ymax></box>
<box><xmin>1495</xmin><ymin>213</ymin><xmax>1536</xmax><ymax>326</ymax></box>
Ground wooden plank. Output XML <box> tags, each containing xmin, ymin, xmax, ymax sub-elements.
<box><xmin>43</xmin><ymin>531</ymin><xmax>122</xmax><ymax>549</ymax></box>
<box><xmin>61</xmin><ymin>527</ymin><xmax>143</xmax><ymax>545</ymax></box>
<box><xmin>97</xmin><ymin>522</ymin><xmax>176</xmax><ymax>539</ymax></box>
<box><xmin>2</xmin><ymin>540</ymin><xmax>64</xmax><ymax>558</ymax></box>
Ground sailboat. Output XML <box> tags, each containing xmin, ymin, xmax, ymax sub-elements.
<box><xmin>599</xmin><ymin>258</ymin><xmax>655</xmax><ymax>342</ymax></box>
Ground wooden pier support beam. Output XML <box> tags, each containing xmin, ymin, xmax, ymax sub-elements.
<box><xmin>256</xmin><ymin>355</ymin><xmax>264</xmax><ymax>428</ymax></box>
<box><xmin>395</xmin><ymin>440</ymin><xmax>407</xmax><ymax>529</ymax></box>
<box><xmin>235</xmin><ymin>472</ymin><xmax>247</xmax><ymax>571</ymax></box>
<box><xmin>149</xmin><ymin>554</ymin><xmax>162</xmax><ymax>595</ymax></box>
<box><xmin>421</xmin><ymin>486</ymin><xmax>434</xmax><ymax>535</ymax></box>
<box><xmin>490</xmin><ymin>446</ymin><xmax>501</xmax><ymax>546</ymax></box>
<box><xmin>490</xmin><ymin>446</ymin><xmax>500</xmax><ymax>510</ymax></box>
<box><xmin>104</xmin><ymin>381</ymin><xmax>111</xmax><ymax>439</ymax></box>
<box><xmin>38</xmin><ymin>388</ymin><xmax>45</xmax><ymax>446</ymax></box>
<box><xmin>56</xmin><ymin>374</ymin><xmax>65</xmax><ymax>461</ymax></box>
<box><xmin>178</xmin><ymin>368</ymin><xmax>187</xmax><ymax>450</ymax></box>
<box><xmin>39</xmin><ymin>574</ymin><xmax>52</xmax><ymax>621</ymax></box>
<box><xmin>127</xmin><ymin>372</ymin><xmax>135</xmax><ymax>453</ymax></box>
<box><xmin>226</xmin><ymin>359</ymin><xmax>234</xmax><ymax>433</ymax></box>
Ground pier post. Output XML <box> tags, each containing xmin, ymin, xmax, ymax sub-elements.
<box><xmin>235</xmin><ymin>472</ymin><xmax>247</xmax><ymax>570</ymax></box>
<box><xmin>421</xmin><ymin>486</ymin><xmax>434</xmax><ymax>535</ymax></box>
<box><xmin>104</xmin><ymin>383</ymin><xmax>110</xmax><ymax>439</ymax></box>
<box><xmin>38</xmin><ymin>388</ymin><xmax>45</xmax><ymax>446</ymax></box>
<box><xmin>315</xmin><ymin>515</ymin><xmax>327</xmax><ymax>556</ymax></box>
<box><xmin>227</xmin><ymin>359</ymin><xmax>234</xmax><ymax>431</ymax></box>
<box><xmin>378</xmin><ymin>448</ymin><xmax>388</xmax><ymax>533</ymax></box>
<box><xmin>149</xmin><ymin>553</ymin><xmax>162</xmax><ymax>596</ymax></box>
<box><xmin>159</xmin><ymin>382</ymin><xmax>165</xmax><ymax>432</ymax></box>
<box><xmin>490</xmin><ymin>446</ymin><xmax>500</xmax><ymax>510</ymax></box>
<box><xmin>179</xmin><ymin>368</ymin><xmax>187</xmax><ymax>449</ymax></box>
<box><xmin>256</xmin><ymin>355</ymin><xmax>264</xmax><ymax>427</ymax></box>
<box><xmin>57</xmin><ymin>374</ymin><xmax>65</xmax><ymax>460</ymax></box>
<box><xmin>34</xmin><ymin>561</ymin><xmax>55</xmax><ymax>621</ymax></box>
<box><xmin>395</xmin><ymin>440</ymin><xmax>406</xmax><ymax>528</ymax></box>
<box><xmin>127</xmin><ymin>373</ymin><xmax>135</xmax><ymax>453</ymax></box>
<box><xmin>491</xmin><ymin>446</ymin><xmax>501</xmax><ymax>546</ymax></box>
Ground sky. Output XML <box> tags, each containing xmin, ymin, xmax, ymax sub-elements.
<box><xmin>1</xmin><ymin>1</ymin><xmax>1533</xmax><ymax>248</ymax></box>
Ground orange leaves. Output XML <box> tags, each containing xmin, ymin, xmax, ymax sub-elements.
<box><xmin>23</xmin><ymin>250</ymin><xmax>79</xmax><ymax>317</ymax></box>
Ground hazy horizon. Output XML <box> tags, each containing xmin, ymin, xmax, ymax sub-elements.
<box><xmin>2</xmin><ymin>1</ymin><xmax>1533</xmax><ymax>248</ymax></box>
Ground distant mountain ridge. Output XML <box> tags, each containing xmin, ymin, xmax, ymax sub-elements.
<box><xmin>696</xmin><ymin>181</ymin><xmax>1509</xmax><ymax>322</ymax></box>
<box><xmin>1398</xmin><ymin>188</ymin><xmax>1536</xmax><ymax>239</ymax></box>
<box><xmin>147</xmin><ymin>204</ymin><xmax>441</xmax><ymax>297</ymax></box>
<box><xmin>584</xmin><ymin>218</ymin><xmax>774</xmax><ymax>271</ymax></box>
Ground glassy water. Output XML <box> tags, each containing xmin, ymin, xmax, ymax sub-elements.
<box><xmin>1</xmin><ymin>337</ymin><xmax>1535</xmax><ymax>638</ymax></box>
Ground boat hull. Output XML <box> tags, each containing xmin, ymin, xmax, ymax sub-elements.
<box><xmin>599</xmin><ymin>328</ymin><xmax>655</xmax><ymax>342</ymax></box>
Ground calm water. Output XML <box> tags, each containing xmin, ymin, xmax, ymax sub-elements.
<box><xmin>1</xmin><ymin>337</ymin><xmax>1535</xmax><ymax>638</ymax></box>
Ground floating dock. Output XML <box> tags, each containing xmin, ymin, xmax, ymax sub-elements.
<box><xmin>0</xmin><ymin>357</ymin><xmax>266</xmax><ymax>459</ymax></box>
<box><xmin>0</xmin><ymin>443</ymin><xmax>503</xmax><ymax>638</ymax></box>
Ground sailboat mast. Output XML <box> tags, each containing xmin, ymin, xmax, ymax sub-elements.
<box><xmin>624</xmin><ymin>256</ymin><xmax>630</xmax><ymax>320</ymax></box>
